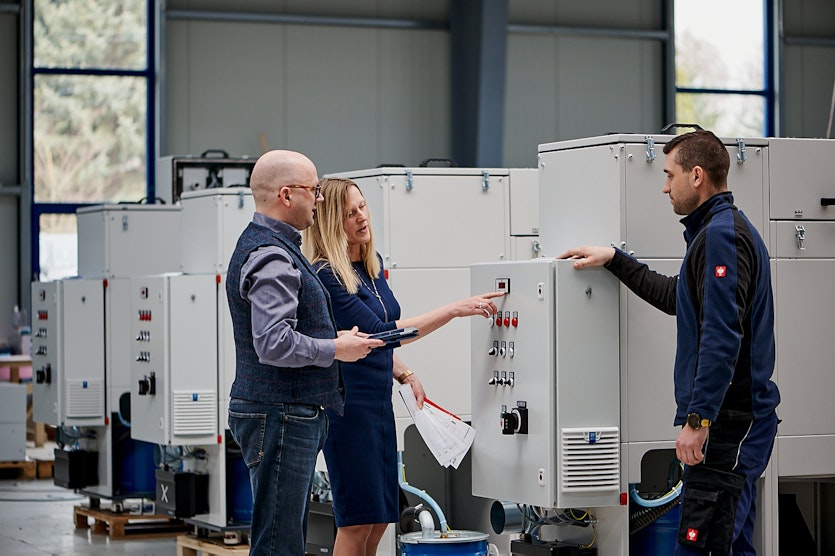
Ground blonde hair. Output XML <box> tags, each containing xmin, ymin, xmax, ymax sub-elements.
<box><xmin>302</xmin><ymin>178</ymin><xmax>380</xmax><ymax>294</ymax></box>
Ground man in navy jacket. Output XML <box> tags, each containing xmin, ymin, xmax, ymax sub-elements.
<box><xmin>561</xmin><ymin>130</ymin><xmax>779</xmax><ymax>555</ymax></box>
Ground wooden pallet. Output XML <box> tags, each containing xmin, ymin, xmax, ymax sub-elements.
<box><xmin>176</xmin><ymin>534</ymin><xmax>250</xmax><ymax>556</ymax></box>
<box><xmin>73</xmin><ymin>504</ymin><xmax>189</xmax><ymax>540</ymax></box>
<box><xmin>34</xmin><ymin>458</ymin><xmax>53</xmax><ymax>479</ymax></box>
<box><xmin>0</xmin><ymin>459</ymin><xmax>37</xmax><ymax>480</ymax></box>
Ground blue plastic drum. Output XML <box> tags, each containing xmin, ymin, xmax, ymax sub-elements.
<box><xmin>400</xmin><ymin>531</ymin><xmax>489</xmax><ymax>556</ymax></box>
<box><xmin>630</xmin><ymin>505</ymin><xmax>681</xmax><ymax>556</ymax></box>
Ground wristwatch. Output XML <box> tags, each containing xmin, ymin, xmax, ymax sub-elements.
<box><xmin>686</xmin><ymin>412</ymin><xmax>712</xmax><ymax>430</ymax></box>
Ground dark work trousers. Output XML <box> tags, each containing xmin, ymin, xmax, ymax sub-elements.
<box><xmin>675</xmin><ymin>411</ymin><xmax>779</xmax><ymax>556</ymax></box>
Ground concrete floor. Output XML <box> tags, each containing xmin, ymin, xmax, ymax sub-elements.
<box><xmin>0</xmin><ymin>478</ymin><xmax>180</xmax><ymax>555</ymax></box>
<box><xmin>0</xmin><ymin>443</ymin><xmax>180</xmax><ymax>556</ymax></box>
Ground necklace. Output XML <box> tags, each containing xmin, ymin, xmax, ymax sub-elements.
<box><xmin>354</xmin><ymin>266</ymin><xmax>388</xmax><ymax>322</ymax></box>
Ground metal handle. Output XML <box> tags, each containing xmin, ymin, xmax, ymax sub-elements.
<box><xmin>200</xmin><ymin>149</ymin><xmax>230</xmax><ymax>158</ymax></box>
<box><xmin>418</xmin><ymin>158</ymin><xmax>458</xmax><ymax>167</ymax></box>
<box><xmin>660</xmin><ymin>123</ymin><xmax>704</xmax><ymax>134</ymax></box>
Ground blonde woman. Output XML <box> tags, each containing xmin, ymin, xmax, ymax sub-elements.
<box><xmin>303</xmin><ymin>177</ymin><xmax>503</xmax><ymax>555</ymax></box>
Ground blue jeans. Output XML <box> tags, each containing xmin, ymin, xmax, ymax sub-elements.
<box><xmin>228</xmin><ymin>400</ymin><xmax>327</xmax><ymax>556</ymax></box>
<box><xmin>675</xmin><ymin>412</ymin><xmax>778</xmax><ymax>556</ymax></box>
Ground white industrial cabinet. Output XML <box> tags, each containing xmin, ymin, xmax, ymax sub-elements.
<box><xmin>470</xmin><ymin>259</ymin><xmax>620</xmax><ymax>509</ymax></box>
<box><xmin>538</xmin><ymin>134</ymin><xmax>768</xmax><ymax>455</ymax></box>
<box><xmin>129</xmin><ymin>273</ymin><xmax>219</xmax><ymax>446</ymax></box>
<box><xmin>0</xmin><ymin>383</ymin><xmax>27</xmax><ymax>461</ymax></box>
<box><xmin>179</xmin><ymin>187</ymin><xmax>251</xmax><ymax>439</ymax></box>
<box><xmin>326</xmin><ymin>167</ymin><xmax>538</xmax><ymax>443</ymax></box>
<box><xmin>537</xmin><ymin>134</ymin><xmax>768</xmax><ymax>259</ymax></box>
<box><xmin>179</xmin><ymin>189</ymin><xmax>255</xmax><ymax>274</ymax></box>
<box><xmin>767</xmin><ymin>138</ymin><xmax>835</xmax><ymax>478</ymax></box>
<box><xmin>524</xmin><ymin>134</ymin><xmax>835</xmax><ymax>555</ymax></box>
<box><xmin>30</xmin><ymin>279</ymin><xmax>105</xmax><ymax>427</ymax></box>
<box><xmin>68</xmin><ymin>277</ymin><xmax>167</xmax><ymax>501</ymax></box>
<box><xmin>76</xmin><ymin>204</ymin><xmax>182</xmax><ymax>279</ymax></box>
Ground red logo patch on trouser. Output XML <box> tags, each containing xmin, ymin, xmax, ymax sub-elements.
<box><xmin>686</xmin><ymin>528</ymin><xmax>700</xmax><ymax>542</ymax></box>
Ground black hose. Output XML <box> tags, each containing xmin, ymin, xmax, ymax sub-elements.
<box><xmin>629</xmin><ymin>496</ymin><xmax>680</xmax><ymax>535</ymax></box>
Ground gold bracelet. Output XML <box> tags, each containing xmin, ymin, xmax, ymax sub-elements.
<box><xmin>396</xmin><ymin>369</ymin><xmax>414</xmax><ymax>384</ymax></box>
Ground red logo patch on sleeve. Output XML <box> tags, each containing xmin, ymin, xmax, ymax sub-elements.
<box><xmin>686</xmin><ymin>528</ymin><xmax>700</xmax><ymax>542</ymax></box>
<box><xmin>715</xmin><ymin>266</ymin><xmax>727</xmax><ymax>278</ymax></box>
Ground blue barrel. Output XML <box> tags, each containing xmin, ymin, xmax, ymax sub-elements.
<box><xmin>226</xmin><ymin>455</ymin><xmax>253</xmax><ymax>523</ymax></box>
<box><xmin>630</xmin><ymin>505</ymin><xmax>681</xmax><ymax>556</ymax></box>
<box><xmin>400</xmin><ymin>531</ymin><xmax>488</xmax><ymax>556</ymax></box>
<box><xmin>115</xmin><ymin>437</ymin><xmax>156</xmax><ymax>496</ymax></box>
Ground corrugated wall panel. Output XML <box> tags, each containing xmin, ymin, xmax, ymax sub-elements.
<box><xmin>164</xmin><ymin>20</ymin><xmax>449</xmax><ymax>174</ymax></box>
<box><xmin>503</xmin><ymin>34</ymin><xmax>663</xmax><ymax>167</ymax></box>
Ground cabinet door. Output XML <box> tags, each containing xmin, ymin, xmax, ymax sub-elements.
<box><xmin>624</xmin><ymin>143</ymin><xmax>767</xmax><ymax>258</ymax></box>
<box><xmin>770</xmin><ymin>138</ymin><xmax>835</xmax><ymax>221</ymax></box>
<box><xmin>539</xmin><ymin>144</ymin><xmax>622</xmax><ymax>256</ymax></box>
<box><xmin>622</xmin><ymin>259</ymin><xmax>680</xmax><ymax>443</ymax></box>
<box><xmin>387</xmin><ymin>174</ymin><xmax>507</xmax><ymax>268</ymax></box>
<box><xmin>774</xmin><ymin>258</ymin><xmax>835</xmax><ymax>437</ymax></box>
<box><xmin>389</xmin><ymin>268</ymin><xmax>472</xmax><ymax>420</ymax></box>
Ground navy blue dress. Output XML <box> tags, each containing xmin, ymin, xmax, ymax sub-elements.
<box><xmin>315</xmin><ymin>259</ymin><xmax>402</xmax><ymax>527</ymax></box>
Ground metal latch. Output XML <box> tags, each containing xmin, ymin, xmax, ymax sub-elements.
<box><xmin>481</xmin><ymin>170</ymin><xmax>490</xmax><ymax>192</ymax></box>
<box><xmin>122</xmin><ymin>215</ymin><xmax>129</xmax><ymax>231</ymax></box>
<box><xmin>736</xmin><ymin>138</ymin><xmax>747</xmax><ymax>165</ymax></box>
<box><xmin>405</xmin><ymin>169</ymin><xmax>414</xmax><ymax>192</ymax></box>
<box><xmin>237</xmin><ymin>189</ymin><xmax>246</xmax><ymax>208</ymax></box>
<box><xmin>645</xmin><ymin>136</ymin><xmax>655</xmax><ymax>162</ymax></box>
<box><xmin>795</xmin><ymin>224</ymin><xmax>806</xmax><ymax>251</ymax></box>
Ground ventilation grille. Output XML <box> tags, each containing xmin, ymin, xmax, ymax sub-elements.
<box><xmin>65</xmin><ymin>379</ymin><xmax>105</xmax><ymax>418</ymax></box>
<box><xmin>172</xmin><ymin>390</ymin><xmax>217</xmax><ymax>435</ymax></box>
<box><xmin>560</xmin><ymin>427</ymin><xmax>620</xmax><ymax>492</ymax></box>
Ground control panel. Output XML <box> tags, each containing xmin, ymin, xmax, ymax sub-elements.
<box><xmin>129</xmin><ymin>274</ymin><xmax>219</xmax><ymax>446</ymax></box>
<box><xmin>470</xmin><ymin>259</ymin><xmax>621</xmax><ymax>509</ymax></box>
<box><xmin>31</xmin><ymin>279</ymin><xmax>106</xmax><ymax>426</ymax></box>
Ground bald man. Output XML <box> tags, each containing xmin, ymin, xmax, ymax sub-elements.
<box><xmin>226</xmin><ymin>150</ymin><xmax>383</xmax><ymax>556</ymax></box>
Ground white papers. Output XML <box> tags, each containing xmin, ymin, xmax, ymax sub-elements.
<box><xmin>398</xmin><ymin>384</ymin><xmax>475</xmax><ymax>469</ymax></box>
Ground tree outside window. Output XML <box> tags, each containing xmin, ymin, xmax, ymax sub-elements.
<box><xmin>33</xmin><ymin>0</ymin><xmax>150</xmax><ymax>279</ymax></box>
<box><xmin>674</xmin><ymin>0</ymin><xmax>769</xmax><ymax>137</ymax></box>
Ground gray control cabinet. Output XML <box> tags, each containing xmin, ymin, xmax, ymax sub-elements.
<box><xmin>30</xmin><ymin>279</ymin><xmax>105</xmax><ymax>427</ymax></box>
<box><xmin>0</xmin><ymin>383</ymin><xmax>27</xmax><ymax>461</ymax></box>
<box><xmin>767</xmin><ymin>138</ymin><xmax>835</xmax><ymax>479</ymax></box>
<box><xmin>470</xmin><ymin>259</ymin><xmax>620</xmax><ymax>509</ymax></box>
<box><xmin>538</xmin><ymin>134</ymin><xmax>768</xmax><ymax>458</ymax></box>
<box><xmin>179</xmin><ymin>189</ymin><xmax>255</xmax><ymax>274</ymax></box>
<box><xmin>77</xmin><ymin>205</ymin><xmax>182</xmax><ymax>279</ymax></box>
<box><xmin>326</xmin><ymin>167</ymin><xmax>539</xmax><ymax>441</ymax></box>
<box><xmin>537</xmin><ymin>134</ymin><xmax>768</xmax><ymax>259</ymax></box>
<box><xmin>129</xmin><ymin>274</ymin><xmax>219</xmax><ymax>446</ymax></box>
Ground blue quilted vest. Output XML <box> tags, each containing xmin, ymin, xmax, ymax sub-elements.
<box><xmin>226</xmin><ymin>221</ymin><xmax>344</xmax><ymax>414</ymax></box>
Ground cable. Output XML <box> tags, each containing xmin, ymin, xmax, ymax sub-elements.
<box><xmin>630</xmin><ymin>497</ymin><xmax>681</xmax><ymax>535</ymax></box>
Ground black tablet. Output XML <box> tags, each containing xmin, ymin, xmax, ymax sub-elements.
<box><xmin>368</xmin><ymin>327</ymin><xmax>419</xmax><ymax>344</ymax></box>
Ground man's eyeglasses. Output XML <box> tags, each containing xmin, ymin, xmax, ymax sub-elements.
<box><xmin>286</xmin><ymin>184</ymin><xmax>323</xmax><ymax>197</ymax></box>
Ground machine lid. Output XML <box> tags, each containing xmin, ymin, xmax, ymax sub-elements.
<box><xmin>538</xmin><ymin>133</ymin><xmax>768</xmax><ymax>154</ymax></box>
<box><xmin>326</xmin><ymin>167</ymin><xmax>513</xmax><ymax>180</ymax></box>
<box><xmin>399</xmin><ymin>530</ymin><xmax>489</xmax><ymax>544</ymax></box>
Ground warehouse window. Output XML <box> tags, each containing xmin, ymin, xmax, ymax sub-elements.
<box><xmin>674</xmin><ymin>0</ymin><xmax>772</xmax><ymax>137</ymax></box>
<box><xmin>32</xmin><ymin>0</ymin><xmax>153</xmax><ymax>279</ymax></box>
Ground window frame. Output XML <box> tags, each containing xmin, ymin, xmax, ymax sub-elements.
<box><xmin>29</xmin><ymin>0</ymin><xmax>156</xmax><ymax>279</ymax></box>
<box><xmin>673</xmin><ymin>0</ymin><xmax>775</xmax><ymax>137</ymax></box>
